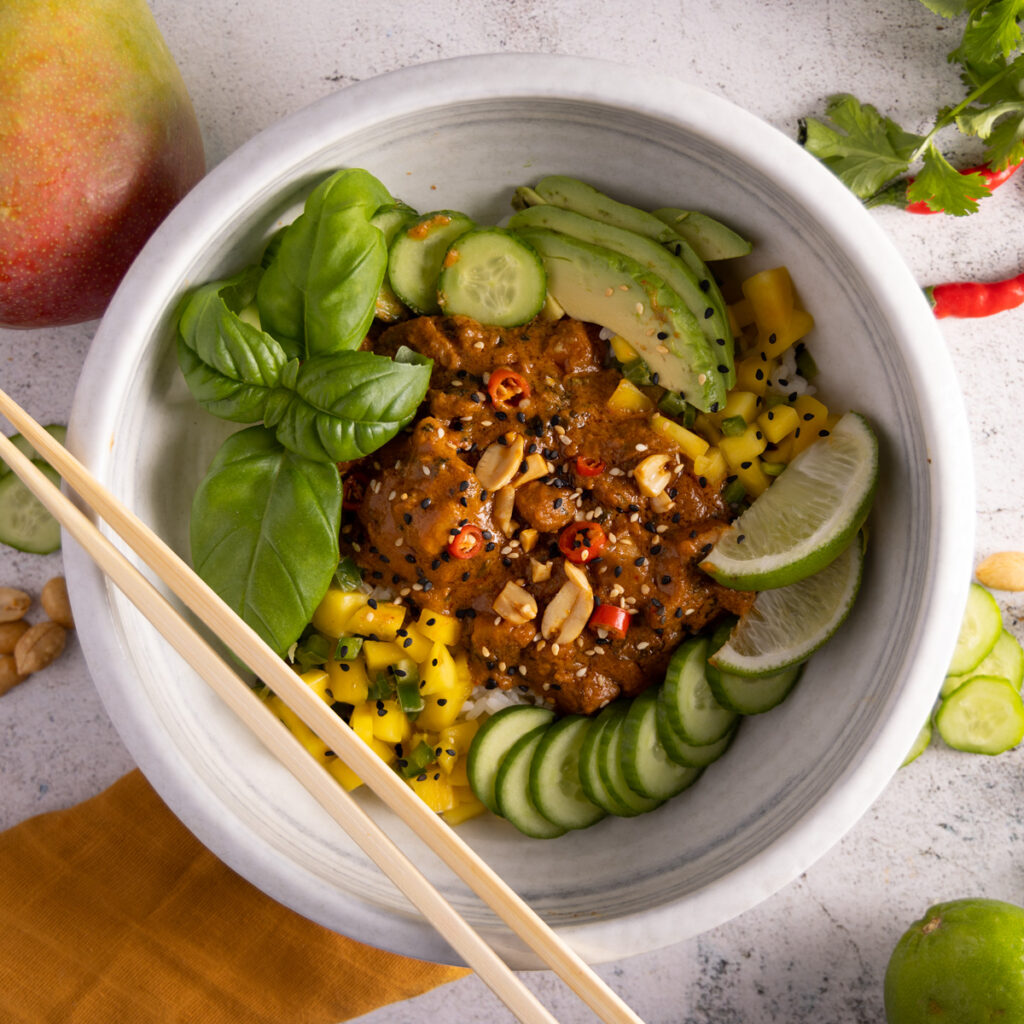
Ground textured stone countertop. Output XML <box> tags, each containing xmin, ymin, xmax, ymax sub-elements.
<box><xmin>2</xmin><ymin>2</ymin><xmax>1023</xmax><ymax>1021</ymax></box>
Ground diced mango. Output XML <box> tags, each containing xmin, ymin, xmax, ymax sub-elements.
<box><xmin>742</xmin><ymin>266</ymin><xmax>794</xmax><ymax>334</ymax></box>
<box><xmin>345</xmin><ymin>601</ymin><xmax>406</xmax><ymax>641</ymax></box>
<box><xmin>717</xmin><ymin>390</ymin><xmax>759</xmax><ymax>425</ymax></box>
<box><xmin>727</xmin><ymin>297</ymin><xmax>755</xmax><ymax>332</ymax></box>
<box><xmin>608</xmin><ymin>333</ymin><xmax>638</xmax><ymax>363</ymax></box>
<box><xmin>718</xmin><ymin>423</ymin><xmax>767</xmax><ymax>470</ymax></box>
<box><xmin>371</xmin><ymin>699</ymin><xmax>411</xmax><ymax>745</ymax></box>
<box><xmin>790</xmin><ymin>394</ymin><xmax>831</xmax><ymax>455</ymax></box>
<box><xmin>760</xmin><ymin>436</ymin><xmax>795</xmax><ymax>464</ymax></box>
<box><xmin>362</xmin><ymin>639</ymin><xmax>406</xmax><ymax>674</ymax></box>
<box><xmin>266</xmin><ymin>695</ymin><xmax>332</xmax><ymax>763</ymax></box>
<box><xmin>735</xmin><ymin>459</ymin><xmax>771</xmax><ymax>498</ymax></box>
<box><xmin>650</xmin><ymin>412</ymin><xmax>709</xmax><ymax>461</ymax></box>
<box><xmin>416</xmin><ymin>677</ymin><xmax>472</xmax><ymax>732</ymax></box>
<box><xmin>299</xmin><ymin>667</ymin><xmax>332</xmax><ymax>704</ymax></box>
<box><xmin>396</xmin><ymin>624</ymin><xmax>433</xmax><ymax>662</ymax></box>
<box><xmin>734</xmin><ymin>353</ymin><xmax>773</xmax><ymax>396</ymax></box>
<box><xmin>421</xmin><ymin>641</ymin><xmax>459</xmax><ymax>696</ymax></box>
<box><xmin>349</xmin><ymin>702</ymin><xmax>376</xmax><ymax>745</ymax></box>
<box><xmin>324</xmin><ymin>658</ymin><xmax>370</xmax><ymax>704</ymax></box>
<box><xmin>417</xmin><ymin>610</ymin><xmax>462</xmax><ymax>647</ymax></box>
<box><xmin>442</xmin><ymin>788</ymin><xmax>488</xmax><ymax>825</ymax></box>
<box><xmin>692</xmin><ymin>446</ymin><xmax>729</xmax><ymax>485</ymax></box>
<box><xmin>757</xmin><ymin>307</ymin><xmax>815</xmax><ymax>358</ymax></box>
<box><xmin>407</xmin><ymin>772</ymin><xmax>456</xmax><ymax>813</ymax></box>
<box><xmin>757</xmin><ymin>403</ymin><xmax>800</xmax><ymax>444</ymax></box>
<box><xmin>325</xmin><ymin>757</ymin><xmax>363</xmax><ymax>791</ymax></box>
<box><xmin>311</xmin><ymin>589</ymin><xmax>368</xmax><ymax>638</ymax></box>
<box><xmin>607</xmin><ymin>378</ymin><xmax>655</xmax><ymax>413</ymax></box>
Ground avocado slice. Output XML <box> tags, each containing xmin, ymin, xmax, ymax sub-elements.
<box><xmin>512</xmin><ymin>226</ymin><xmax>727</xmax><ymax>412</ymax></box>
<box><xmin>530</xmin><ymin>175</ymin><xmax>735</xmax><ymax>386</ymax></box>
<box><xmin>651</xmin><ymin>208</ymin><xmax>753</xmax><ymax>261</ymax></box>
<box><xmin>509</xmin><ymin>203</ymin><xmax>735</xmax><ymax>389</ymax></box>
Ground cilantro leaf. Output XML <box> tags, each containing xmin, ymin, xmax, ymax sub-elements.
<box><xmin>906</xmin><ymin>141</ymin><xmax>994</xmax><ymax>214</ymax></box>
<box><xmin>800</xmin><ymin>94</ymin><xmax>923</xmax><ymax>198</ymax></box>
<box><xmin>950</xmin><ymin>0</ymin><xmax>1024</xmax><ymax>70</ymax></box>
<box><xmin>918</xmin><ymin>0</ymin><xmax>975</xmax><ymax>17</ymax></box>
<box><xmin>956</xmin><ymin>54</ymin><xmax>1024</xmax><ymax>165</ymax></box>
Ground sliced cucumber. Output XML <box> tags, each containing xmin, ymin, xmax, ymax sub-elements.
<box><xmin>935</xmin><ymin>674</ymin><xmax>1024</xmax><ymax>755</ymax></box>
<box><xmin>494</xmin><ymin>726</ymin><xmax>567</xmax><ymax>839</ymax></box>
<box><xmin>466</xmin><ymin>704</ymin><xmax>554</xmax><ymax>814</ymax></box>
<box><xmin>658</xmin><ymin>637</ymin><xmax>737</xmax><ymax>745</ymax></box>
<box><xmin>594</xmin><ymin>702</ymin><xmax>663</xmax><ymax>816</ymax></box>
<box><xmin>656</xmin><ymin>715</ymin><xmax>736</xmax><ymax>768</ymax></box>
<box><xmin>387</xmin><ymin>209</ymin><xmax>475</xmax><ymax>315</ymax></box>
<box><xmin>901</xmin><ymin>718</ymin><xmax>932</xmax><ymax>766</ymax></box>
<box><xmin>371</xmin><ymin>202</ymin><xmax>418</xmax><ymax>323</ymax></box>
<box><xmin>579</xmin><ymin>704</ymin><xmax>645</xmax><ymax>816</ymax></box>
<box><xmin>529</xmin><ymin>714</ymin><xmax>606</xmax><ymax>830</ymax></box>
<box><xmin>0</xmin><ymin>425</ymin><xmax>67</xmax><ymax>479</ymax></box>
<box><xmin>947</xmin><ymin>583</ymin><xmax>1003</xmax><ymax>677</ymax></box>
<box><xmin>942</xmin><ymin>628</ymin><xmax>1022</xmax><ymax>698</ymax></box>
<box><xmin>707</xmin><ymin>661</ymin><xmax>803</xmax><ymax>715</ymax></box>
<box><xmin>0</xmin><ymin>461</ymin><xmax>62</xmax><ymax>554</ymax></box>
<box><xmin>437</xmin><ymin>227</ymin><xmax>546</xmax><ymax>327</ymax></box>
<box><xmin>620</xmin><ymin>689</ymin><xmax>702</xmax><ymax>801</ymax></box>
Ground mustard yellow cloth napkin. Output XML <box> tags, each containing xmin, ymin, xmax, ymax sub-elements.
<box><xmin>0</xmin><ymin>770</ymin><xmax>468</xmax><ymax>1023</ymax></box>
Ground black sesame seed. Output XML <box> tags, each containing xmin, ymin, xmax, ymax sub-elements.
<box><xmin>704</xmin><ymin>307</ymin><xmax>714</xmax><ymax>319</ymax></box>
<box><xmin>367</xmin><ymin>598</ymin><xmax>378</xmax><ymax>609</ymax></box>
<box><xmin>404</xmin><ymin>553</ymin><xmax>416</xmax><ymax>564</ymax></box>
<box><xmin>634</xmin><ymin>556</ymin><xmax>646</xmax><ymax>567</ymax></box>
<box><xmin>458</xmin><ymin>480</ymin><xmax>469</xmax><ymax>492</ymax></box>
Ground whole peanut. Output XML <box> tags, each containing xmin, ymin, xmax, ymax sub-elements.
<box><xmin>0</xmin><ymin>655</ymin><xmax>27</xmax><ymax>697</ymax></box>
<box><xmin>0</xmin><ymin>619</ymin><xmax>30</xmax><ymax>655</ymax></box>
<box><xmin>40</xmin><ymin>576</ymin><xmax>74</xmax><ymax>629</ymax></box>
<box><xmin>0</xmin><ymin>587</ymin><xmax>31</xmax><ymax>623</ymax></box>
<box><xmin>14</xmin><ymin>621</ymin><xmax>66</xmax><ymax>676</ymax></box>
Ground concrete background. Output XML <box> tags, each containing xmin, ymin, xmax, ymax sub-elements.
<box><xmin>2</xmin><ymin>1</ymin><xmax>1023</xmax><ymax>1021</ymax></box>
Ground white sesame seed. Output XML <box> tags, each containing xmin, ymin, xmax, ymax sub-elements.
<box><xmin>656</xmin><ymin>345</ymin><xmax>669</xmax><ymax>355</ymax></box>
<box><xmin>422</xmin><ymin>466</ymin><xmax>430</xmax><ymax>476</ymax></box>
<box><xmin>551</xmin><ymin>643</ymin><xmax>560</xmax><ymax>656</ymax></box>
<box><xmin>635</xmin><ymin>443</ymin><xmax>648</xmax><ymax>452</ymax></box>
<box><xmin>395</xmin><ymin>537</ymin><xmax>404</xmax><ymax>547</ymax></box>
<box><xmin>637</xmin><ymin>641</ymin><xmax>649</xmax><ymax>650</ymax></box>
<box><xmin>518</xmin><ymin>665</ymin><xmax>527</xmax><ymax>676</ymax></box>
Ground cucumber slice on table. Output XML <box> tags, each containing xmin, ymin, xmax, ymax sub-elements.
<box><xmin>387</xmin><ymin>209</ymin><xmax>475</xmax><ymax>315</ymax></box>
<box><xmin>620</xmin><ymin>689</ymin><xmax>702</xmax><ymax>801</ymax></box>
<box><xmin>437</xmin><ymin>227</ymin><xmax>546</xmax><ymax>327</ymax></box>
<box><xmin>707</xmin><ymin>661</ymin><xmax>804</xmax><ymax>715</ymax></box>
<box><xmin>466</xmin><ymin>704</ymin><xmax>554</xmax><ymax>815</ymax></box>
<box><xmin>0</xmin><ymin>425</ymin><xmax>67</xmax><ymax>478</ymax></box>
<box><xmin>947</xmin><ymin>583</ymin><xmax>1003</xmax><ymax>677</ymax></box>
<box><xmin>529</xmin><ymin>714</ymin><xmax>606</xmax><ymax>830</ymax></box>
<box><xmin>494</xmin><ymin>726</ymin><xmax>567</xmax><ymax>839</ymax></box>
<box><xmin>0</xmin><ymin>461</ymin><xmax>62</xmax><ymax>554</ymax></box>
<box><xmin>902</xmin><ymin>718</ymin><xmax>933</xmax><ymax>766</ymax></box>
<box><xmin>943</xmin><ymin>627</ymin><xmax>1021</xmax><ymax>698</ymax></box>
<box><xmin>658</xmin><ymin>637</ymin><xmax>737</xmax><ymax>745</ymax></box>
<box><xmin>935</xmin><ymin>675</ymin><xmax>1024</xmax><ymax>755</ymax></box>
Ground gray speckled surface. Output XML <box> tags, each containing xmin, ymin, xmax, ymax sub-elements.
<box><xmin>2</xmin><ymin>2</ymin><xmax>1023</xmax><ymax>1021</ymax></box>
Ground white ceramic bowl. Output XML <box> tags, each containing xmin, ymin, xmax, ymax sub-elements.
<box><xmin>65</xmin><ymin>54</ymin><xmax>973</xmax><ymax>968</ymax></box>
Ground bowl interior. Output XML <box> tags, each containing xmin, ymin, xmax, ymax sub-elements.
<box><xmin>65</xmin><ymin>56</ymin><xmax>972</xmax><ymax>968</ymax></box>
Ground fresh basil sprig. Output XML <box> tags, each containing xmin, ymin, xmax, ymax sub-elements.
<box><xmin>190</xmin><ymin>425</ymin><xmax>344</xmax><ymax>656</ymax></box>
<box><xmin>264</xmin><ymin>348</ymin><xmax>433</xmax><ymax>463</ymax></box>
<box><xmin>256</xmin><ymin>167</ymin><xmax>393</xmax><ymax>357</ymax></box>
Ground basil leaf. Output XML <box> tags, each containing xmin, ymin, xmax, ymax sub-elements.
<box><xmin>264</xmin><ymin>349</ymin><xmax>432</xmax><ymax>463</ymax></box>
<box><xmin>256</xmin><ymin>168</ymin><xmax>393</xmax><ymax>358</ymax></box>
<box><xmin>177</xmin><ymin>267</ymin><xmax>290</xmax><ymax>423</ymax></box>
<box><xmin>190</xmin><ymin>425</ymin><xmax>342</xmax><ymax>655</ymax></box>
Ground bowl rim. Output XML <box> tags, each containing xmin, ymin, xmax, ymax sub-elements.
<box><xmin>64</xmin><ymin>52</ymin><xmax>975</xmax><ymax>966</ymax></box>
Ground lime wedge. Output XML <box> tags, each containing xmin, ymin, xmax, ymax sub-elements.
<box><xmin>709</xmin><ymin>533</ymin><xmax>864</xmax><ymax>677</ymax></box>
<box><xmin>701</xmin><ymin>411</ymin><xmax>878</xmax><ymax>590</ymax></box>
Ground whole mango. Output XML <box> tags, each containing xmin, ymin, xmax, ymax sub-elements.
<box><xmin>0</xmin><ymin>0</ymin><xmax>205</xmax><ymax>328</ymax></box>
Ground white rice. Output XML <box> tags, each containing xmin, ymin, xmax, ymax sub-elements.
<box><xmin>765</xmin><ymin>345</ymin><xmax>815</xmax><ymax>399</ymax></box>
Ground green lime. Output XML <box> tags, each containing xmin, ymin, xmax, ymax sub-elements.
<box><xmin>884</xmin><ymin>897</ymin><xmax>1024</xmax><ymax>1023</ymax></box>
<box><xmin>708</xmin><ymin>531</ymin><xmax>863</xmax><ymax>677</ymax></box>
<box><xmin>700</xmin><ymin>411</ymin><xmax>878</xmax><ymax>590</ymax></box>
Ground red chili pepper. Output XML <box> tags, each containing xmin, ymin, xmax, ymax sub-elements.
<box><xmin>342</xmin><ymin>470</ymin><xmax>369</xmax><ymax>510</ymax></box>
<box><xmin>588</xmin><ymin>603</ymin><xmax>632</xmax><ymax>639</ymax></box>
<box><xmin>927</xmin><ymin>273</ymin><xmax>1024</xmax><ymax>319</ymax></box>
<box><xmin>447</xmin><ymin>524</ymin><xmax>485</xmax><ymax>559</ymax></box>
<box><xmin>574</xmin><ymin>455</ymin><xmax>606</xmax><ymax>477</ymax></box>
<box><xmin>558</xmin><ymin>521</ymin><xmax>608</xmax><ymax>563</ymax></box>
<box><xmin>487</xmin><ymin>370</ymin><xmax>531</xmax><ymax>410</ymax></box>
<box><xmin>906</xmin><ymin>160</ymin><xmax>1021</xmax><ymax>214</ymax></box>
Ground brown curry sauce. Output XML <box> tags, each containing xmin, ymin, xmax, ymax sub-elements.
<box><xmin>342</xmin><ymin>314</ymin><xmax>753</xmax><ymax>715</ymax></box>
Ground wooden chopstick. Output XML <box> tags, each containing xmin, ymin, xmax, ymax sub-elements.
<box><xmin>0</xmin><ymin>426</ymin><xmax>559</xmax><ymax>1024</ymax></box>
<box><xmin>0</xmin><ymin>389</ymin><xmax>645</xmax><ymax>1024</ymax></box>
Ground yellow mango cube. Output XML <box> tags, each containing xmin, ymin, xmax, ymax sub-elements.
<box><xmin>717</xmin><ymin>390</ymin><xmax>759</xmax><ymax>425</ymax></box>
<box><xmin>416</xmin><ymin>678</ymin><xmax>472</xmax><ymax>732</ymax></box>
<box><xmin>324</xmin><ymin>658</ymin><xmax>370</xmax><ymax>705</ymax></box>
<box><xmin>371</xmin><ymin>699</ymin><xmax>411</xmax><ymax>745</ymax></box>
<box><xmin>790</xmin><ymin>394</ymin><xmax>831</xmax><ymax>455</ymax></box>
<box><xmin>345</xmin><ymin>601</ymin><xmax>406</xmax><ymax>642</ymax></box>
<box><xmin>608</xmin><ymin>333</ymin><xmax>638</xmax><ymax>363</ymax></box>
<box><xmin>692</xmin><ymin>446</ymin><xmax>729</xmax><ymax>484</ymax></box>
<box><xmin>311</xmin><ymin>589</ymin><xmax>368</xmax><ymax>638</ymax></box>
<box><xmin>734</xmin><ymin>353</ymin><xmax>774</xmax><ymax>396</ymax></box>
<box><xmin>718</xmin><ymin>423</ymin><xmax>767</xmax><ymax>470</ymax></box>
<box><xmin>758</xmin><ymin>307</ymin><xmax>814</xmax><ymax>359</ymax></box>
<box><xmin>407</xmin><ymin>772</ymin><xmax>456</xmax><ymax>813</ymax></box>
<box><xmin>325</xmin><ymin>757</ymin><xmax>363</xmax><ymax>791</ymax></box>
<box><xmin>421</xmin><ymin>641</ymin><xmax>458</xmax><ymax>696</ymax></box>
<box><xmin>266</xmin><ymin>695</ymin><xmax>331</xmax><ymax>763</ymax></box>
<box><xmin>650</xmin><ymin>412</ymin><xmax>709</xmax><ymax>461</ymax></box>
<box><xmin>742</xmin><ymin>266</ymin><xmax>795</xmax><ymax>334</ymax></box>
<box><xmin>757</xmin><ymin>403</ymin><xmax>800</xmax><ymax>444</ymax></box>
<box><xmin>349</xmin><ymin>702</ymin><xmax>377</xmax><ymax>745</ymax></box>
<box><xmin>362</xmin><ymin>639</ymin><xmax>406</xmax><ymax>674</ymax></box>
<box><xmin>735</xmin><ymin>459</ymin><xmax>771</xmax><ymax>498</ymax></box>
<box><xmin>761</xmin><ymin>435</ymin><xmax>795</xmax><ymax>464</ymax></box>
<box><xmin>416</xmin><ymin>610</ymin><xmax>462</xmax><ymax>647</ymax></box>
<box><xmin>442</xmin><ymin>788</ymin><xmax>488</xmax><ymax>825</ymax></box>
<box><xmin>299</xmin><ymin>667</ymin><xmax>332</xmax><ymax>704</ymax></box>
<box><xmin>727</xmin><ymin>297</ymin><xmax>755</xmax><ymax>332</ymax></box>
<box><xmin>396</xmin><ymin>624</ymin><xmax>433</xmax><ymax>662</ymax></box>
<box><xmin>607</xmin><ymin>378</ymin><xmax>655</xmax><ymax>413</ymax></box>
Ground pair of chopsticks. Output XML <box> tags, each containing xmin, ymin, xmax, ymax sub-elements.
<box><xmin>0</xmin><ymin>388</ymin><xmax>645</xmax><ymax>1024</ymax></box>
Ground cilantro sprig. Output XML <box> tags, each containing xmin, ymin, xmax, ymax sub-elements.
<box><xmin>800</xmin><ymin>1</ymin><xmax>1024</xmax><ymax>215</ymax></box>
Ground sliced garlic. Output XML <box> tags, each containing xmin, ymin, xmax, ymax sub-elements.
<box><xmin>493</xmin><ymin>581</ymin><xmax>538</xmax><ymax>625</ymax></box>
<box><xmin>475</xmin><ymin>433</ymin><xmax>525</xmax><ymax>491</ymax></box>
<box><xmin>541</xmin><ymin>562</ymin><xmax>594</xmax><ymax>645</ymax></box>
<box><xmin>632</xmin><ymin>452</ymin><xmax>674</xmax><ymax>497</ymax></box>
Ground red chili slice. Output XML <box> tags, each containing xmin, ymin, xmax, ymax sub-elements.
<box><xmin>575</xmin><ymin>456</ymin><xmax>606</xmax><ymax>477</ymax></box>
<box><xmin>447</xmin><ymin>524</ymin><xmax>485</xmax><ymax>559</ymax></box>
<box><xmin>588</xmin><ymin>604</ymin><xmax>632</xmax><ymax>639</ymax></box>
<box><xmin>342</xmin><ymin>470</ymin><xmax>369</xmax><ymax>510</ymax></box>
<box><xmin>487</xmin><ymin>370</ymin><xmax>531</xmax><ymax>410</ymax></box>
<box><xmin>558</xmin><ymin>521</ymin><xmax>608</xmax><ymax>564</ymax></box>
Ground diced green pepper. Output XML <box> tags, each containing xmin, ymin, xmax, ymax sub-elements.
<box><xmin>400</xmin><ymin>740</ymin><xmax>435</xmax><ymax>778</ymax></box>
<box><xmin>333</xmin><ymin>635</ymin><xmax>363</xmax><ymax>661</ymax></box>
